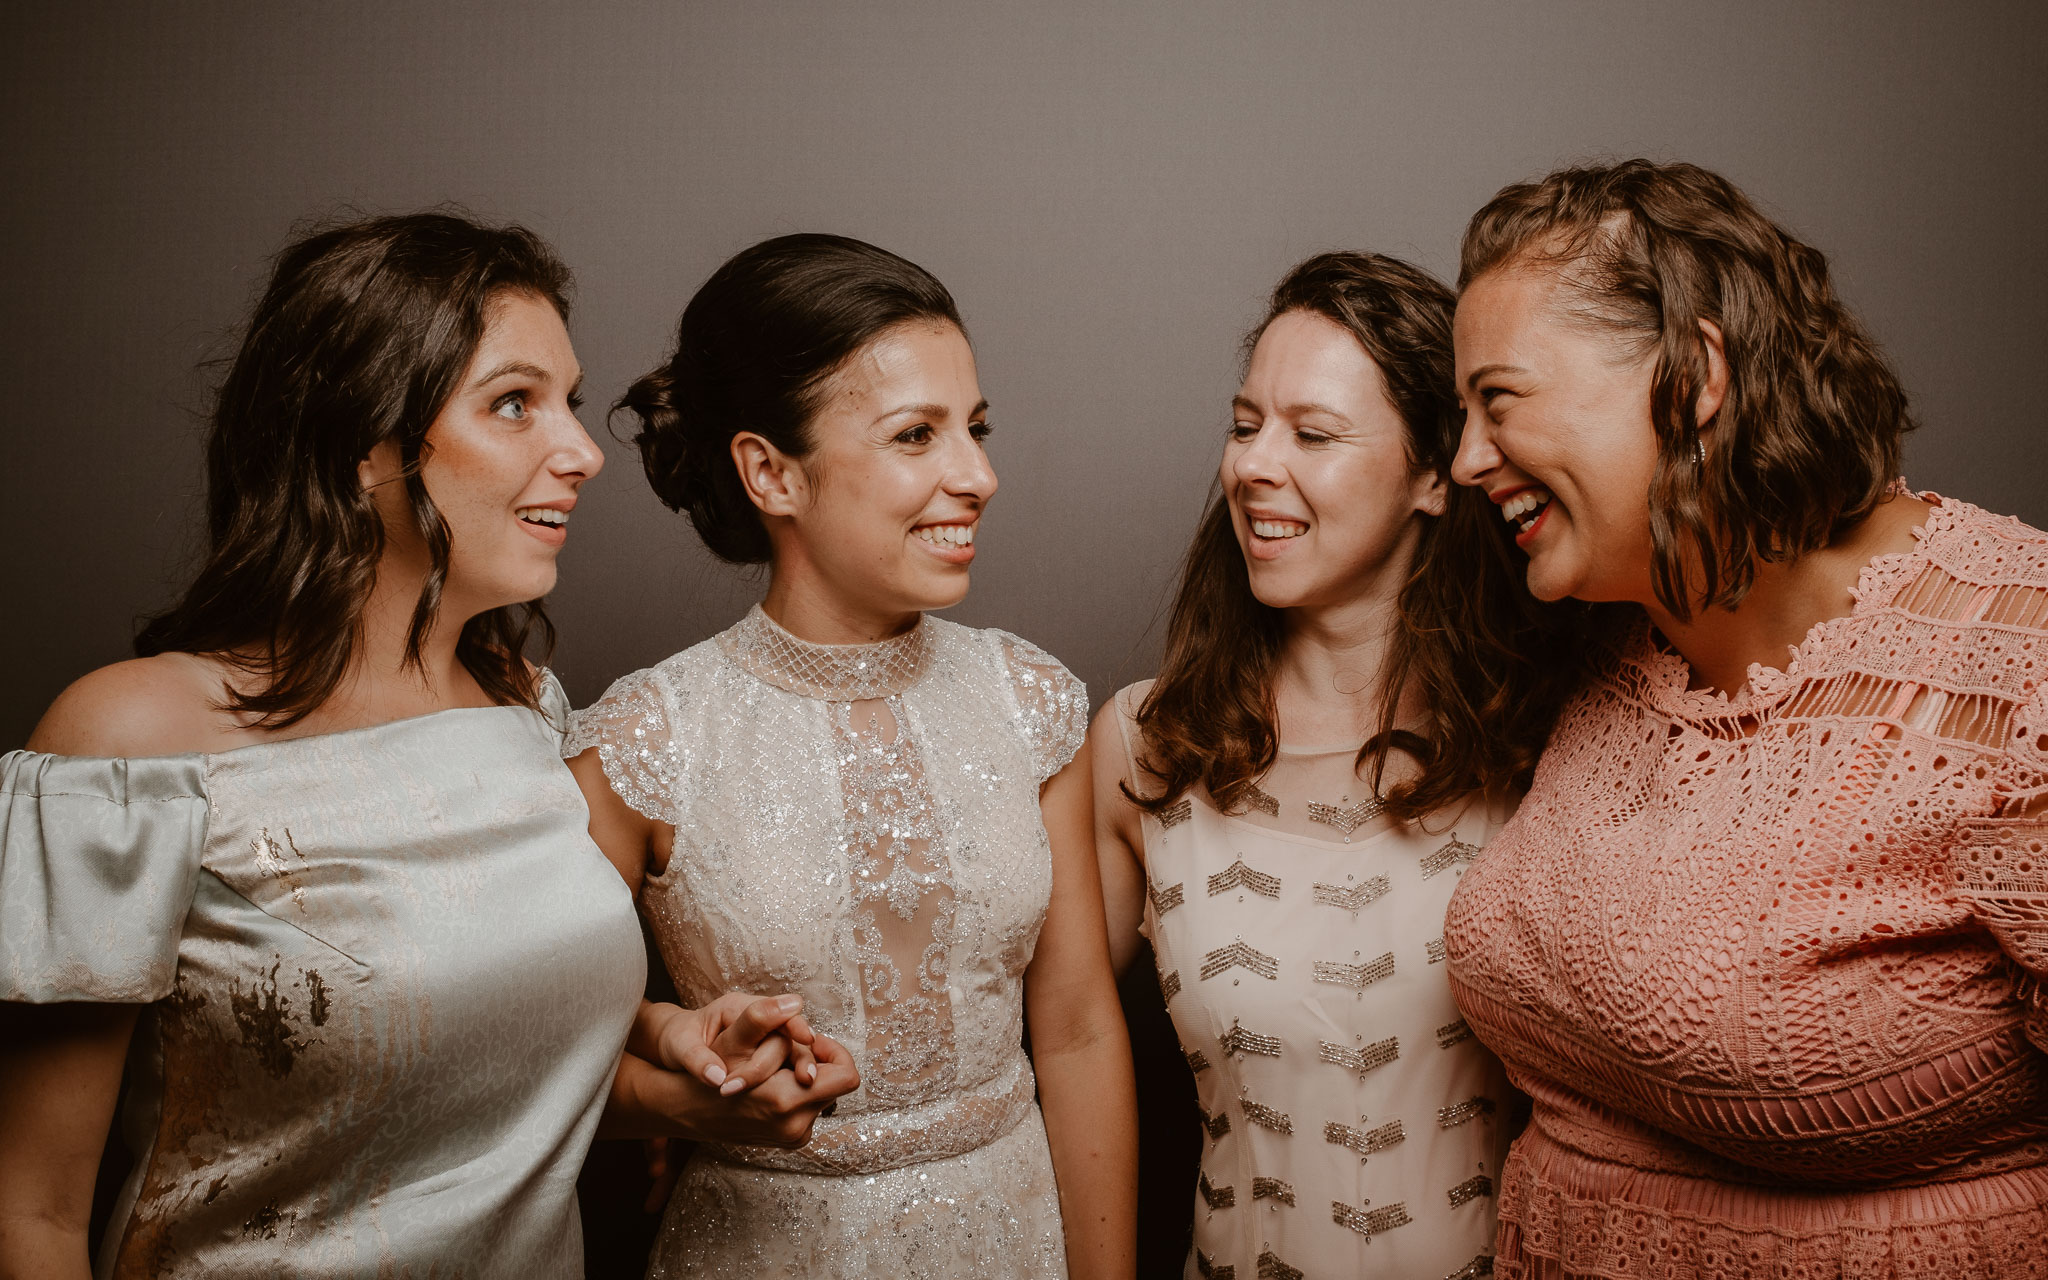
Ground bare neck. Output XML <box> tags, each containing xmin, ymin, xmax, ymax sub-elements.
<box><xmin>761</xmin><ymin>561</ymin><xmax>920</xmax><ymax>646</ymax></box>
<box><xmin>1272</xmin><ymin>585</ymin><xmax>1404</xmax><ymax>747</ymax></box>
<box><xmin>274</xmin><ymin>552</ymin><xmax>489</xmax><ymax>738</ymax></box>
<box><xmin>1646</xmin><ymin>494</ymin><xmax>1932</xmax><ymax>695</ymax></box>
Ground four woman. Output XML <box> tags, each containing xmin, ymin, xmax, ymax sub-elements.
<box><xmin>4</xmin><ymin>158</ymin><xmax>2044</xmax><ymax>1279</ymax></box>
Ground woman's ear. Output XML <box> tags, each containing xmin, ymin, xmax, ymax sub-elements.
<box><xmin>1413</xmin><ymin>467</ymin><xmax>1448</xmax><ymax>518</ymax></box>
<box><xmin>1694</xmin><ymin>318</ymin><xmax>1729</xmax><ymax>432</ymax></box>
<box><xmin>731</xmin><ymin>432</ymin><xmax>808</xmax><ymax>517</ymax></box>
<box><xmin>358</xmin><ymin>440</ymin><xmax>403</xmax><ymax>493</ymax></box>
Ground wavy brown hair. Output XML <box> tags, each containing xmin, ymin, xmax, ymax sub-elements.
<box><xmin>135</xmin><ymin>212</ymin><xmax>571</xmax><ymax>726</ymax></box>
<box><xmin>1459</xmin><ymin>159</ymin><xmax>1914</xmax><ymax>621</ymax></box>
<box><xmin>1129</xmin><ymin>252</ymin><xmax>1583</xmax><ymax>823</ymax></box>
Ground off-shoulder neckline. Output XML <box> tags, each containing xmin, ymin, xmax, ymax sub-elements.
<box><xmin>13</xmin><ymin>690</ymin><xmax>559</xmax><ymax>767</ymax></box>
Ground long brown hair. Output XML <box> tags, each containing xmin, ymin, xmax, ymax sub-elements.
<box><xmin>1130</xmin><ymin>252</ymin><xmax>1581</xmax><ymax>822</ymax></box>
<box><xmin>135</xmin><ymin>212</ymin><xmax>571</xmax><ymax>726</ymax></box>
<box><xmin>1459</xmin><ymin>159</ymin><xmax>1913</xmax><ymax>621</ymax></box>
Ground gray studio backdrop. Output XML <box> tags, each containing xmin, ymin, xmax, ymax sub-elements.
<box><xmin>5</xmin><ymin>2</ymin><xmax>2044</xmax><ymax>744</ymax></box>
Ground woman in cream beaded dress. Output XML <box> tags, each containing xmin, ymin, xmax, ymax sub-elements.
<box><xmin>566</xmin><ymin>234</ymin><xmax>1137</xmax><ymax>1279</ymax></box>
<box><xmin>1095</xmin><ymin>254</ymin><xmax>1581</xmax><ymax>1280</ymax></box>
<box><xmin>1446</xmin><ymin>160</ymin><xmax>2048</xmax><ymax>1277</ymax></box>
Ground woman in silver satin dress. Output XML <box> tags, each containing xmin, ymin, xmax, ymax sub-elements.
<box><xmin>0</xmin><ymin>214</ymin><xmax>839</xmax><ymax>1280</ymax></box>
<box><xmin>566</xmin><ymin>234</ymin><xmax>1139</xmax><ymax>1278</ymax></box>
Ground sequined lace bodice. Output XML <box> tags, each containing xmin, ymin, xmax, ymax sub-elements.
<box><xmin>568</xmin><ymin>607</ymin><xmax>1089</xmax><ymax>1175</ymax></box>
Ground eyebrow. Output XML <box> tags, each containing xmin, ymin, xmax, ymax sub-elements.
<box><xmin>1462</xmin><ymin>362</ymin><xmax>1529</xmax><ymax>392</ymax></box>
<box><xmin>1232</xmin><ymin>395</ymin><xmax>1351</xmax><ymax>423</ymax></box>
<box><xmin>873</xmin><ymin>399</ymin><xmax>990</xmax><ymax>425</ymax></box>
<box><xmin>470</xmin><ymin>359</ymin><xmax>556</xmax><ymax>389</ymax></box>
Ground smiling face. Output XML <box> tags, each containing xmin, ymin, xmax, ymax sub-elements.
<box><xmin>372</xmin><ymin>290</ymin><xmax>603</xmax><ymax>620</ymax></box>
<box><xmin>1224</xmin><ymin>309</ymin><xmax>1444</xmax><ymax>613</ymax></box>
<box><xmin>768</xmin><ymin>321</ymin><xmax>995</xmax><ymax>628</ymax></box>
<box><xmin>1451</xmin><ymin>265</ymin><xmax>1661</xmax><ymax>605</ymax></box>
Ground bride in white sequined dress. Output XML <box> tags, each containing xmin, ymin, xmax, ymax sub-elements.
<box><xmin>566</xmin><ymin>234</ymin><xmax>1137</xmax><ymax>1279</ymax></box>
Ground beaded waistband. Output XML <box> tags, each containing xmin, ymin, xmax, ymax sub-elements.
<box><xmin>705</xmin><ymin>1054</ymin><xmax>1038</xmax><ymax>1176</ymax></box>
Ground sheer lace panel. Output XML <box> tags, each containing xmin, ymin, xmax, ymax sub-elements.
<box><xmin>563</xmin><ymin>667</ymin><xmax>681</xmax><ymax>825</ymax></box>
<box><xmin>998</xmin><ymin>633</ymin><xmax>1088</xmax><ymax>783</ymax></box>
<box><xmin>836</xmin><ymin>693</ymin><xmax>958</xmax><ymax>1105</ymax></box>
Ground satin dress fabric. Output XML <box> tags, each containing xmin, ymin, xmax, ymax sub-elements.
<box><xmin>0</xmin><ymin>674</ymin><xmax>645</xmax><ymax>1280</ymax></box>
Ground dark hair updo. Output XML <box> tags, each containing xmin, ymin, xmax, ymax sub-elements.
<box><xmin>616</xmin><ymin>233</ymin><xmax>964</xmax><ymax>563</ymax></box>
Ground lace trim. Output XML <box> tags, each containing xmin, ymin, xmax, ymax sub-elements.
<box><xmin>1496</xmin><ymin>1135</ymin><xmax>2048</xmax><ymax>1280</ymax></box>
<box><xmin>997</xmin><ymin>631</ymin><xmax>1089</xmax><ymax>782</ymax></box>
<box><xmin>563</xmin><ymin>669</ymin><xmax>680</xmax><ymax>826</ymax></box>
<box><xmin>719</xmin><ymin>605</ymin><xmax>932</xmax><ymax>702</ymax></box>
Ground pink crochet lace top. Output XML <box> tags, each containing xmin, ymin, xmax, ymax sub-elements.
<box><xmin>1444</xmin><ymin>495</ymin><xmax>2048</xmax><ymax>1279</ymax></box>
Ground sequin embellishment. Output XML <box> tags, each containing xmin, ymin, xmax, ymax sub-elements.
<box><xmin>1257</xmin><ymin>1250</ymin><xmax>1303</xmax><ymax>1280</ymax></box>
<box><xmin>1185</xmin><ymin>1048</ymin><xmax>1212</xmax><ymax>1074</ymax></box>
<box><xmin>1425</xmin><ymin>937</ymin><xmax>1447</xmax><ymax>964</ymax></box>
<box><xmin>1437</xmin><ymin>1018</ymin><xmax>1473</xmax><ymax>1049</ymax></box>
<box><xmin>1220</xmin><ymin>1019</ymin><xmax>1283</xmax><ymax>1058</ymax></box>
<box><xmin>1201</xmin><ymin>1106</ymin><xmax>1233</xmax><ymax>1140</ymax></box>
<box><xmin>1208</xmin><ymin>858</ymin><xmax>1283</xmax><ymax>898</ymax></box>
<box><xmin>1332</xmin><ymin>1199</ymin><xmax>1413</xmax><ymax>1236</ymax></box>
<box><xmin>1149</xmin><ymin>880</ymin><xmax>1186</xmax><ymax>915</ymax></box>
<box><xmin>1437</xmin><ymin>1096</ymin><xmax>1495</xmax><ymax>1129</ymax></box>
<box><xmin>1160</xmin><ymin>799</ymin><xmax>1194</xmax><ymax>829</ymax></box>
<box><xmin>1246</xmin><ymin>785</ymin><xmax>1280</xmax><ymax>817</ymax></box>
<box><xmin>1196</xmin><ymin>1248</ymin><xmax>1235</xmax><ymax>1280</ymax></box>
<box><xmin>1160</xmin><ymin>969</ymin><xmax>1183</xmax><ymax>1001</ymax></box>
<box><xmin>1306</xmin><ymin>795</ymin><xmax>1385</xmax><ymax>838</ymax></box>
<box><xmin>1252</xmin><ymin>1176</ymin><xmax>1295</xmax><ymax>1205</ymax></box>
<box><xmin>1313</xmin><ymin>875</ymin><xmax>1390</xmax><ymax>912</ymax></box>
<box><xmin>1242</xmin><ymin>1100</ymin><xmax>1293</xmax><ymax>1134</ymax></box>
<box><xmin>1312</xmin><ymin>953</ymin><xmax>1395</xmax><ymax>991</ymax></box>
<box><xmin>1319</xmin><ymin>1037</ymin><xmax>1399</xmax><ymax>1077</ymax></box>
<box><xmin>1201</xmin><ymin>1171</ymin><xmax>1237</xmax><ymax>1209</ymax></box>
<box><xmin>1419</xmin><ymin>837</ymin><xmax>1481</xmax><ymax>878</ymax></box>
<box><xmin>1446</xmin><ymin>1253</ymin><xmax>1497</xmax><ymax>1279</ymax></box>
<box><xmin>1446</xmin><ymin>1174</ymin><xmax>1494</xmax><ymax>1207</ymax></box>
<box><xmin>1202</xmin><ymin>940</ymin><xmax>1279</xmax><ymax>981</ymax></box>
<box><xmin>1325</xmin><ymin>1118</ymin><xmax>1405</xmax><ymax>1157</ymax></box>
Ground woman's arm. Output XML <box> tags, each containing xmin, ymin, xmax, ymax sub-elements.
<box><xmin>567</xmin><ymin>750</ymin><xmax>862</xmax><ymax>1142</ymax></box>
<box><xmin>1087</xmin><ymin>703</ymin><xmax>1149</xmax><ymax>978</ymax></box>
<box><xmin>0</xmin><ymin>1002</ymin><xmax>139</xmax><ymax>1280</ymax></box>
<box><xmin>1026</xmin><ymin>745</ymin><xmax>1138</xmax><ymax>1280</ymax></box>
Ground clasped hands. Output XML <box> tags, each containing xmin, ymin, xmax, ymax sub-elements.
<box><xmin>628</xmin><ymin>991</ymin><xmax>858</xmax><ymax>1150</ymax></box>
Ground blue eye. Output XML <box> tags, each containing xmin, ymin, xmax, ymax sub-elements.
<box><xmin>492</xmin><ymin>392</ymin><xmax>528</xmax><ymax>421</ymax></box>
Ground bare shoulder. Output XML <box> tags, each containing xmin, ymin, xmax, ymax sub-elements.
<box><xmin>27</xmin><ymin>654</ymin><xmax>242</xmax><ymax>758</ymax></box>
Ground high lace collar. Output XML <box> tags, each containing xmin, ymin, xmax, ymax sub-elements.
<box><xmin>719</xmin><ymin>604</ymin><xmax>932</xmax><ymax>702</ymax></box>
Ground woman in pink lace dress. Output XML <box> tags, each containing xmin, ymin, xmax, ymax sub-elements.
<box><xmin>1445</xmin><ymin>159</ymin><xmax>2048</xmax><ymax>1277</ymax></box>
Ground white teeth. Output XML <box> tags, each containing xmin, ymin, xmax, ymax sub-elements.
<box><xmin>914</xmin><ymin>524</ymin><xmax>975</xmax><ymax>548</ymax></box>
<box><xmin>1499</xmin><ymin>490</ymin><xmax>1553</xmax><ymax>531</ymax></box>
<box><xmin>1251</xmin><ymin>519</ymin><xmax>1307</xmax><ymax>539</ymax></box>
<box><xmin>517</xmin><ymin>507</ymin><xmax>568</xmax><ymax>526</ymax></box>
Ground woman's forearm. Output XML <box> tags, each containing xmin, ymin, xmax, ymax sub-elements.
<box><xmin>1034</xmin><ymin>1013</ymin><xmax>1139</xmax><ymax>1280</ymax></box>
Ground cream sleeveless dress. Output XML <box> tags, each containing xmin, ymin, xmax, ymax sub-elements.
<box><xmin>568</xmin><ymin>607</ymin><xmax>1090</xmax><ymax>1278</ymax></box>
<box><xmin>1112</xmin><ymin>681</ymin><xmax>1513</xmax><ymax>1280</ymax></box>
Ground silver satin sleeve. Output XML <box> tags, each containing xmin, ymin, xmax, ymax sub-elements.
<box><xmin>0</xmin><ymin>749</ymin><xmax>208</xmax><ymax>1003</ymax></box>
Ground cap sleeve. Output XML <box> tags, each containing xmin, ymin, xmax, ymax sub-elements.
<box><xmin>1953</xmin><ymin>689</ymin><xmax>2048</xmax><ymax>1054</ymax></box>
<box><xmin>996</xmin><ymin>632</ymin><xmax>1089</xmax><ymax>784</ymax></box>
<box><xmin>1</xmin><ymin>750</ymin><xmax>208</xmax><ymax>1003</ymax></box>
<box><xmin>563</xmin><ymin>667</ymin><xmax>682</xmax><ymax>825</ymax></box>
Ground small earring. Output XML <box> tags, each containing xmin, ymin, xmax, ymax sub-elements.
<box><xmin>1694</xmin><ymin>435</ymin><xmax>1707</xmax><ymax>468</ymax></box>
